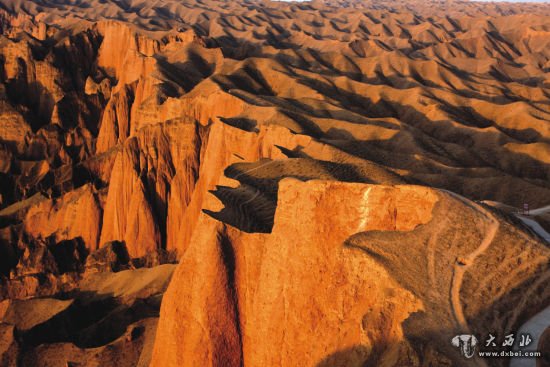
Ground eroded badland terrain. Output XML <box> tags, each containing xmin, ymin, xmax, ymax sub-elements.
<box><xmin>0</xmin><ymin>0</ymin><xmax>549</xmax><ymax>366</ymax></box>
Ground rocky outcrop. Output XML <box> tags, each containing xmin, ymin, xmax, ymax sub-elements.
<box><xmin>96</xmin><ymin>84</ymin><xmax>135</xmax><ymax>154</ymax></box>
<box><xmin>151</xmin><ymin>180</ymin><xmax>549</xmax><ymax>367</ymax></box>
<box><xmin>23</xmin><ymin>184</ymin><xmax>102</xmax><ymax>251</ymax></box>
<box><xmin>98</xmin><ymin>138</ymin><xmax>161</xmax><ymax>258</ymax></box>
<box><xmin>0</xmin><ymin>1</ymin><xmax>550</xmax><ymax>365</ymax></box>
<box><xmin>98</xmin><ymin>118</ymin><xmax>198</xmax><ymax>257</ymax></box>
<box><xmin>84</xmin><ymin>241</ymin><xmax>131</xmax><ymax>274</ymax></box>
<box><xmin>96</xmin><ymin>21</ymin><xmax>159</xmax><ymax>86</ymax></box>
<box><xmin>0</xmin><ymin>231</ymin><xmax>89</xmax><ymax>300</ymax></box>
<box><xmin>0</xmin><ymin>99</ymin><xmax>31</xmax><ymax>148</ymax></box>
<box><xmin>151</xmin><ymin>181</ymin><xmax>436</xmax><ymax>366</ymax></box>
<box><xmin>1</xmin><ymin>264</ymin><xmax>176</xmax><ymax>367</ymax></box>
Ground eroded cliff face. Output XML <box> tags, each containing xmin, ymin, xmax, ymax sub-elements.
<box><xmin>99</xmin><ymin>118</ymin><xmax>202</xmax><ymax>258</ymax></box>
<box><xmin>152</xmin><ymin>181</ymin><xmax>435</xmax><ymax>367</ymax></box>
<box><xmin>23</xmin><ymin>184</ymin><xmax>102</xmax><ymax>251</ymax></box>
<box><xmin>2</xmin><ymin>0</ymin><xmax>550</xmax><ymax>277</ymax></box>
<box><xmin>151</xmin><ymin>180</ymin><xmax>549</xmax><ymax>367</ymax></box>
<box><xmin>0</xmin><ymin>16</ymin><xmax>223</xmax><ymax>280</ymax></box>
<box><xmin>0</xmin><ymin>0</ymin><xmax>550</xmax><ymax>365</ymax></box>
<box><xmin>95</xmin><ymin>84</ymin><xmax>134</xmax><ymax>154</ymax></box>
<box><xmin>96</xmin><ymin>21</ymin><xmax>159</xmax><ymax>86</ymax></box>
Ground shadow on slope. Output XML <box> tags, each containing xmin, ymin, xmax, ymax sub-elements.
<box><xmin>203</xmin><ymin>157</ymin><xmax>403</xmax><ymax>233</ymax></box>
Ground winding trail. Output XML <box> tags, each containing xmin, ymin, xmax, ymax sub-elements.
<box><xmin>443</xmin><ymin>191</ymin><xmax>500</xmax><ymax>332</ymax></box>
<box><xmin>465</xmin><ymin>201</ymin><xmax>550</xmax><ymax>367</ymax></box>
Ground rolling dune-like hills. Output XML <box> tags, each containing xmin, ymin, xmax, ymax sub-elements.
<box><xmin>0</xmin><ymin>0</ymin><xmax>549</xmax><ymax>366</ymax></box>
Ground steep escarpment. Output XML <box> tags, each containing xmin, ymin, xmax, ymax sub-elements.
<box><xmin>99</xmin><ymin>118</ymin><xmax>203</xmax><ymax>257</ymax></box>
<box><xmin>152</xmin><ymin>179</ymin><xmax>549</xmax><ymax>367</ymax></box>
<box><xmin>0</xmin><ymin>0</ymin><xmax>549</xmax><ymax>365</ymax></box>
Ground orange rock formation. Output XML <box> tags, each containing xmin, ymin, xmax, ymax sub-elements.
<box><xmin>0</xmin><ymin>0</ymin><xmax>548</xmax><ymax>365</ymax></box>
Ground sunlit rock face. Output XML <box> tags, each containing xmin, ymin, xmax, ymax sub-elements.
<box><xmin>151</xmin><ymin>179</ymin><xmax>549</xmax><ymax>367</ymax></box>
<box><xmin>0</xmin><ymin>0</ymin><xmax>549</xmax><ymax>366</ymax></box>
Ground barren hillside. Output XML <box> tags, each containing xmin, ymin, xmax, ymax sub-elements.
<box><xmin>0</xmin><ymin>0</ymin><xmax>548</xmax><ymax>366</ymax></box>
